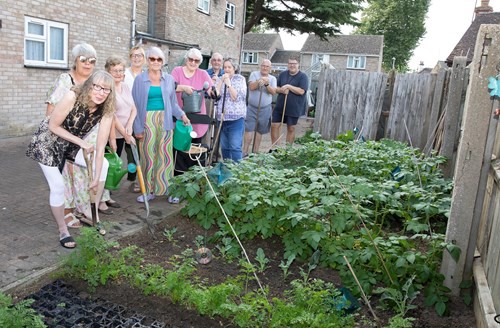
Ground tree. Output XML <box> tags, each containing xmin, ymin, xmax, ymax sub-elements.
<box><xmin>355</xmin><ymin>0</ymin><xmax>430</xmax><ymax>71</ymax></box>
<box><xmin>245</xmin><ymin>0</ymin><xmax>363</xmax><ymax>38</ymax></box>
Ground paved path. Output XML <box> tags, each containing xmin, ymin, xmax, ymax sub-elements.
<box><xmin>0</xmin><ymin>117</ymin><xmax>313</xmax><ymax>293</ymax></box>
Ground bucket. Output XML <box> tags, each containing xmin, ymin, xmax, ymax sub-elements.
<box><xmin>173</xmin><ymin>120</ymin><xmax>193</xmax><ymax>151</ymax></box>
<box><xmin>182</xmin><ymin>91</ymin><xmax>202</xmax><ymax>113</ymax></box>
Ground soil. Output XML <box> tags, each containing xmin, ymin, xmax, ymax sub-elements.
<box><xmin>12</xmin><ymin>213</ymin><xmax>476</xmax><ymax>328</ymax></box>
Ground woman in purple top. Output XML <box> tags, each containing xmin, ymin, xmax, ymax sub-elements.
<box><xmin>214</xmin><ymin>58</ymin><xmax>247</xmax><ymax>162</ymax></box>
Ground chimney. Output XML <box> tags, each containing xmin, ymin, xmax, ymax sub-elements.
<box><xmin>475</xmin><ymin>0</ymin><xmax>493</xmax><ymax>17</ymax></box>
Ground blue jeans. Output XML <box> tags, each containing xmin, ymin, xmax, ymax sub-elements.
<box><xmin>219</xmin><ymin>117</ymin><xmax>244</xmax><ymax>162</ymax></box>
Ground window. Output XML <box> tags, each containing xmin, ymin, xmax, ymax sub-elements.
<box><xmin>197</xmin><ymin>0</ymin><xmax>210</xmax><ymax>14</ymax></box>
<box><xmin>347</xmin><ymin>55</ymin><xmax>366</xmax><ymax>70</ymax></box>
<box><xmin>242</xmin><ymin>52</ymin><xmax>258</xmax><ymax>64</ymax></box>
<box><xmin>24</xmin><ymin>17</ymin><xmax>68</xmax><ymax>68</ymax></box>
<box><xmin>225</xmin><ymin>2</ymin><xmax>235</xmax><ymax>28</ymax></box>
<box><xmin>312</xmin><ymin>54</ymin><xmax>329</xmax><ymax>71</ymax></box>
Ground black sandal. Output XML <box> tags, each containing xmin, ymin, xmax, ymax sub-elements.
<box><xmin>59</xmin><ymin>235</ymin><xmax>76</xmax><ymax>249</ymax></box>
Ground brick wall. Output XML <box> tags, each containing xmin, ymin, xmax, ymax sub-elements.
<box><xmin>1</xmin><ymin>1</ymin><xmax>132</xmax><ymax>137</ymax></box>
<box><xmin>2</xmin><ymin>0</ymin><xmax>244</xmax><ymax>137</ymax></box>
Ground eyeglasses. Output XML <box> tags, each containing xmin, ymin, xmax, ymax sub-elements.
<box><xmin>92</xmin><ymin>84</ymin><xmax>112</xmax><ymax>94</ymax></box>
<box><xmin>79</xmin><ymin>56</ymin><xmax>97</xmax><ymax>64</ymax></box>
<box><xmin>110</xmin><ymin>69</ymin><xmax>125</xmax><ymax>75</ymax></box>
<box><xmin>288</xmin><ymin>62</ymin><xmax>299</xmax><ymax>66</ymax></box>
<box><xmin>131</xmin><ymin>54</ymin><xmax>144</xmax><ymax>59</ymax></box>
<box><xmin>149</xmin><ymin>57</ymin><xmax>163</xmax><ymax>63</ymax></box>
<box><xmin>188</xmin><ymin>57</ymin><xmax>201</xmax><ymax>64</ymax></box>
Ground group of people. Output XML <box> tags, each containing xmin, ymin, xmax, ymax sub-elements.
<box><xmin>26</xmin><ymin>43</ymin><xmax>309</xmax><ymax>249</ymax></box>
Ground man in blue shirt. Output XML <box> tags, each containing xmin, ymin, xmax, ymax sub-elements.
<box><xmin>206</xmin><ymin>52</ymin><xmax>224</xmax><ymax>84</ymax></box>
<box><xmin>271</xmin><ymin>55</ymin><xmax>309</xmax><ymax>145</ymax></box>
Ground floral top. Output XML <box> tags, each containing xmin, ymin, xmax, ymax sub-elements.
<box><xmin>45</xmin><ymin>73</ymin><xmax>74</xmax><ymax>107</ymax></box>
<box><xmin>215</xmin><ymin>74</ymin><xmax>247</xmax><ymax>121</ymax></box>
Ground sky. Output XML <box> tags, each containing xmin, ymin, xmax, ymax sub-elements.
<box><xmin>279</xmin><ymin>0</ymin><xmax>500</xmax><ymax>71</ymax></box>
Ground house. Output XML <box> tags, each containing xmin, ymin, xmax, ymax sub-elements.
<box><xmin>240</xmin><ymin>33</ymin><xmax>283</xmax><ymax>77</ymax></box>
<box><xmin>269</xmin><ymin>50</ymin><xmax>302</xmax><ymax>74</ymax></box>
<box><xmin>446</xmin><ymin>1</ymin><xmax>500</xmax><ymax>67</ymax></box>
<box><xmin>1</xmin><ymin>0</ymin><xmax>244</xmax><ymax>137</ymax></box>
<box><xmin>300</xmin><ymin>34</ymin><xmax>384</xmax><ymax>73</ymax></box>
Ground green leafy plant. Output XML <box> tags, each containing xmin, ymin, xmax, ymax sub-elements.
<box><xmin>255</xmin><ymin>248</ymin><xmax>270</xmax><ymax>272</ymax></box>
<box><xmin>279</xmin><ymin>254</ymin><xmax>296</xmax><ymax>280</ymax></box>
<box><xmin>0</xmin><ymin>292</ymin><xmax>46</xmax><ymax>328</ymax></box>
<box><xmin>163</xmin><ymin>227</ymin><xmax>177</xmax><ymax>242</ymax></box>
<box><xmin>374</xmin><ymin>275</ymin><xmax>419</xmax><ymax>318</ymax></box>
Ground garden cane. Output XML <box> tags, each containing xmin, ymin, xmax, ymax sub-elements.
<box><xmin>83</xmin><ymin>150</ymin><xmax>106</xmax><ymax>235</ymax></box>
<box><xmin>131</xmin><ymin>143</ymin><xmax>155</xmax><ymax>236</ymax></box>
<box><xmin>251</xmin><ymin>86</ymin><xmax>263</xmax><ymax>153</ymax></box>
<box><xmin>269</xmin><ymin>93</ymin><xmax>288</xmax><ymax>151</ymax></box>
<box><xmin>209</xmin><ymin>84</ymin><xmax>227</xmax><ymax>166</ymax></box>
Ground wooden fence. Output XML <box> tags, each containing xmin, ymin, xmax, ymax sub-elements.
<box><xmin>313</xmin><ymin>58</ymin><xmax>469</xmax><ymax>178</ymax></box>
<box><xmin>313</xmin><ymin>45</ymin><xmax>500</xmax><ymax>325</ymax></box>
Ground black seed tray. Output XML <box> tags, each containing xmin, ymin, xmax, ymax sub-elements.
<box><xmin>24</xmin><ymin>279</ymin><xmax>166</xmax><ymax>327</ymax></box>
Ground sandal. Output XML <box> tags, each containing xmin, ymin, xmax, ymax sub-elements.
<box><xmin>106</xmin><ymin>200</ymin><xmax>121</xmax><ymax>208</ymax></box>
<box><xmin>168</xmin><ymin>196</ymin><xmax>180</xmax><ymax>204</ymax></box>
<box><xmin>64</xmin><ymin>213</ymin><xmax>82</xmax><ymax>229</ymax></box>
<box><xmin>59</xmin><ymin>235</ymin><xmax>76</xmax><ymax>249</ymax></box>
<box><xmin>98</xmin><ymin>207</ymin><xmax>114</xmax><ymax>215</ymax></box>
<box><xmin>95</xmin><ymin>222</ymin><xmax>106</xmax><ymax>236</ymax></box>
<box><xmin>129</xmin><ymin>182</ymin><xmax>141</xmax><ymax>193</ymax></box>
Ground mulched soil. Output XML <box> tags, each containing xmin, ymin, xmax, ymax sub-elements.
<box><xmin>11</xmin><ymin>213</ymin><xmax>476</xmax><ymax>327</ymax></box>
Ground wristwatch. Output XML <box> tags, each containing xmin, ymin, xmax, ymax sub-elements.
<box><xmin>264</xmin><ymin>83</ymin><xmax>269</xmax><ymax>87</ymax></box>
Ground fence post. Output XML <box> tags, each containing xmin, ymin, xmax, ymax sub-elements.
<box><xmin>441</xmin><ymin>25</ymin><xmax>500</xmax><ymax>295</ymax></box>
<box><xmin>440</xmin><ymin>56</ymin><xmax>468</xmax><ymax>178</ymax></box>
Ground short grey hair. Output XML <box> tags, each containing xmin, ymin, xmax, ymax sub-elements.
<box><xmin>146</xmin><ymin>46</ymin><xmax>166</xmax><ymax>64</ymax></box>
<box><xmin>71</xmin><ymin>43</ymin><xmax>97</xmax><ymax>69</ymax></box>
<box><xmin>223</xmin><ymin>58</ymin><xmax>240</xmax><ymax>74</ymax></box>
<box><xmin>185</xmin><ymin>48</ymin><xmax>202</xmax><ymax>61</ymax></box>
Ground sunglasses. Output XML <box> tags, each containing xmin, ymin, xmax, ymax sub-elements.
<box><xmin>149</xmin><ymin>57</ymin><xmax>163</xmax><ymax>63</ymax></box>
<box><xmin>188</xmin><ymin>57</ymin><xmax>201</xmax><ymax>64</ymax></box>
<box><xmin>79</xmin><ymin>56</ymin><xmax>97</xmax><ymax>64</ymax></box>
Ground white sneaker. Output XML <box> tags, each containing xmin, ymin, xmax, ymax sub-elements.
<box><xmin>137</xmin><ymin>193</ymin><xmax>155</xmax><ymax>203</ymax></box>
<box><xmin>168</xmin><ymin>196</ymin><xmax>180</xmax><ymax>204</ymax></box>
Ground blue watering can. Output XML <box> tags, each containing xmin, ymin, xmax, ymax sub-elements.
<box><xmin>104</xmin><ymin>146</ymin><xmax>129</xmax><ymax>190</ymax></box>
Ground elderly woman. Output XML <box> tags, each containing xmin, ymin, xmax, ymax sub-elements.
<box><xmin>27</xmin><ymin>71</ymin><xmax>115</xmax><ymax>248</ymax></box>
<box><xmin>132</xmin><ymin>47</ymin><xmax>190</xmax><ymax>203</ymax></box>
<box><xmin>214</xmin><ymin>58</ymin><xmax>247</xmax><ymax>162</ymax></box>
<box><xmin>45</xmin><ymin>43</ymin><xmax>99</xmax><ymax>229</ymax></box>
<box><xmin>123</xmin><ymin>46</ymin><xmax>145</xmax><ymax>193</ymax></box>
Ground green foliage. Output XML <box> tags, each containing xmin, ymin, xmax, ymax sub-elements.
<box><xmin>356</xmin><ymin>0</ymin><xmax>431</xmax><ymax>71</ymax></box>
<box><xmin>169</xmin><ymin>137</ymin><xmax>453</xmax><ymax>316</ymax></box>
<box><xmin>0</xmin><ymin>292</ymin><xmax>46</xmax><ymax>328</ymax></box>
<box><xmin>255</xmin><ymin>248</ymin><xmax>270</xmax><ymax>272</ymax></box>
<box><xmin>61</xmin><ymin>234</ymin><xmax>353</xmax><ymax>327</ymax></box>
<box><xmin>374</xmin><ymin>275</ymin><xmax>419</xmax><ymax>317</ymax></box>
<box><xmin>163</xmin><ymin>227</ymin><xmax>177</xmax><ymax>242</ymax></box>
<box><xmin>245</xmin><ymin>0</ymin><xmax>362</xmax><ymax>38</ymax></box>
<box><xmin>279</xmin><ymin>254</ymin><xmax>296</xmax><ymax>280</ymax></box>
<box><xmin>61</xmin><ymin>227</ymin><xmax>142</xmax><ymax>290</ymax></box>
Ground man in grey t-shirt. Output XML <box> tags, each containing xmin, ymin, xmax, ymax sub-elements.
<box><xmin>243</xmin><ymin>59</ymin><xmax>277</xmax><ymax>155</ymax></box>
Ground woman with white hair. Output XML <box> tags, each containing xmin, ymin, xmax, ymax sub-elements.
<box><xmin>132</xmin><ymin>47</ymin><xmax>190</xmax><ymax>203</ymax></box>
<box><xmin>45</xmin><ymin>43</ymin><xmax>103</xmax><ymax>229</ymax></box>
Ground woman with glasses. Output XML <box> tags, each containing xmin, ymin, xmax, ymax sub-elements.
<box><xmin>27</xmin><ymin>71</ymin><xmax>115</xmax><ymax>248</ymax></box>
<box><xmin>123</xmin><ymin>46</ymin><xmax>145</xmax><ymax>193</ymax></box>
<box><xmin>44</xmin><ymin>43</ymin><xmax>100</xmax><ymax>230</ymax></box>
<box><xmin>132</xmin><ymin>47</ymin><xmax>190</xmax><ymax>203</ymax></box>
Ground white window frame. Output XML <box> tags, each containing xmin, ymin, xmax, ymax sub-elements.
<box><xmin>347</xmin><ymin>55</ymin><xmax>366</xmax><ymax>70</ymax></box>
<box><xmin>312</xmin><ymin>53</ymin><xmax>329</xmax><ymax>72</ymax></box>
<box><xmin>242</xmin><ymin>52</ymin><xmax>258</xmax><ymax>64</ymax></box>
<box><xmin>24</xmin><ymin>16</ymin><xmax>68</xmax><ymax>68</ymax></box>
<box><xmin>197</xmin><ymin>0</ymin><xmax>210</xmax><ymax>14</ymax></box>
<box><xmin>225</xmin><ymin>2</ymin><xmax>235</xmax><ymax>28</ymax></box>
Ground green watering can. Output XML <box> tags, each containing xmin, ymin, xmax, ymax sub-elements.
<box><xmin>104</xmin><ymin>146</ymin><xmax>129</xmax><ymax>190</ymax></box>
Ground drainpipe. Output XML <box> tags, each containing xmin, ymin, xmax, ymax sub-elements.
<box><xmin>130</xmin><ymin>0</ymin><xmax>137</xmax><ymax>47</ymax></box>
<box><xmin>238</xmin><ymin>0</ymin><xmax>247</xmax><ymax>69</ymax></box>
